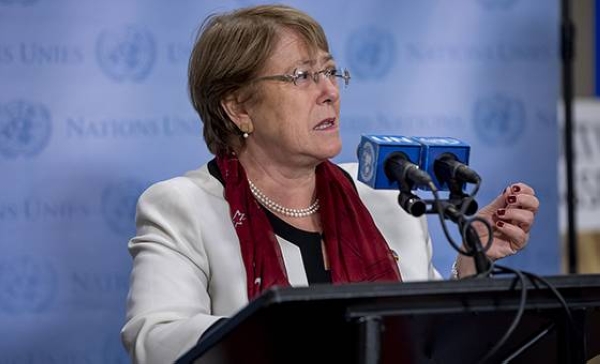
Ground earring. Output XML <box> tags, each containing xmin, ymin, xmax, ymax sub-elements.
<box><xmin>240</xmin><ymin>123</ymin><xmax>253</xmax><ymax>139</ymax></box>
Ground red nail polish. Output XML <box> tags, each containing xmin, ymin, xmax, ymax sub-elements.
<box><xmin>496</xmin><ymin>221</ymin><xmax>505</xmax><ymax>227</ymax></box>
<box><xmin>511</xmin><ymin>185</ymin><xmax>521</xmax><ymax>193</ymax></box>
<box><xmin>507</xmin><ymin>195</ymin><xmax>517</xmax><ymax>204</ymax></box>
<box><xmin>497</xmin><ymin>208</ymin><xmax>506</xmax><ymax>216</ymax></box>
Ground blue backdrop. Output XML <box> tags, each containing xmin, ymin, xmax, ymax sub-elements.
<box><xmin>0</xmin><ymin>0</ymin><xmax>559</xmax><ymax>362</ymax></box>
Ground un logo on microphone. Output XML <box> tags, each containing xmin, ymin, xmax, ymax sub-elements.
<box><xmin>0</xmin><ymin>100</ymin><xmax>52</xmax><ymax>159</ymax></box>
<box><xmin>102</xmin><ymin>179</ymin><xmax>146</xmax><ymax>235</ymax></box>
<box><xmin>346</xmin><ymin>26</ymin><xmax>395</xmax><ymax>80</ymax></box>
<box><xmin>96</xmin><ymin>25</ymin><xmax>156</xmax><ymax>82</ymax></box>
<box><xmin>0</xmin><ymin>255</ymin><xmax>58</xmax><ymax>313</ymax></box>
<box><xmin>473</xmin><ymin>94</ymin><xmax>525</xmax><ymax>146</ymax></box>
<box><xmin>358</xmin><ymin>141</ymin><xmax>376</xmax><ymax>183</ymax></box>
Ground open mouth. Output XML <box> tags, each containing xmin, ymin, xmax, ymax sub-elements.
<box><xmin>313</xmin><ymin>118</ymin><xmax>336</xmax><ymax>130</ymax></box>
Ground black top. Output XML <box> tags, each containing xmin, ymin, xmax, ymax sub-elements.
<box><xmin>263</xmin><ymin>209</ymin><xmax>331</xmax><ymax>284</ymax></box>
<box><xmin>207</xmin><ymin>159</ymin><xmax>344</xmax><ymax>284</ymax></box>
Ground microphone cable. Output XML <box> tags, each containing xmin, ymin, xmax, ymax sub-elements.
<box><xmin>473</xmin><ymin>266</ymin><xmax>581</xmax><ymax>363</ymax></box>
<box><xmin>474</xmin><ymin>264</ymin><xmax>527</xmax><ymax>364</ymax></box>
<box><xmin>428</xmin><ymin>181</ymin><xmax>494</xmax><ymax>274</ymax></box>
<box><xmin>425</xmin><ymin>176</ymin><xmax>578</xmax><ymax>362</ymax></box>
<box><xmin>521</xmin><ymin>271</ymin><xmax>581</xmax><ymax>345</ymax></box>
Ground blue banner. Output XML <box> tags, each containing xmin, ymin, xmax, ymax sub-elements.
<box><xmin>0</xmin><ymin>0</ymin><xmax>559</xmax><ymax>362</ymax></box>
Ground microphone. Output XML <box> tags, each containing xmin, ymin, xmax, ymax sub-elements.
<box><xmin>410</xmin><ymin>136</ymin><xmax>481</xmax><ymax>191</ymax></box>
<box><xmin>357</xmin><ymin>135</ymin><xmax>433</xmax><ymax>216</ymax></box>
<box><xmin>357</xmin><ymin>134</ymin><xmax>432</xmax><ymax>190</ymax></box>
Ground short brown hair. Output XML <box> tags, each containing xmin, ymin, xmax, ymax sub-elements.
<box><xmin>188</xmin><ymin>4</ymin><xmax>330</xmax><ymax>155</ymax></box>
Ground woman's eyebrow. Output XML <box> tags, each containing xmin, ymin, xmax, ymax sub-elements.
<box><xmin>294</xmin><ymin>54</ymin><xmax>335</xmax><ymax>68</ymax></box>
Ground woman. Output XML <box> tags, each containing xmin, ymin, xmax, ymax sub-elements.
<box><xmin>121</xmin><ymin>4</ymin><xmax>539</xmax><ymax>364</ymax></box>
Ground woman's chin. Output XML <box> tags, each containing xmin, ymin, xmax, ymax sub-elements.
<box><xmin>322</xmin><ymin>143</ymin><xmax>343</xmax><ymax>160</ymax></box>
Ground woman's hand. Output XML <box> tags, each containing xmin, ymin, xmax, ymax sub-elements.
<box><xmin>473</xmin><ymin>182</ymin><xmax>539</xmax><ymax>260</ymax></box>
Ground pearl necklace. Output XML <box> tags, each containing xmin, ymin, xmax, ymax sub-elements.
<box><xmin>248</xmin><ymin>179</ymin><xmax>320</xmax><ymax>218</ymax></box>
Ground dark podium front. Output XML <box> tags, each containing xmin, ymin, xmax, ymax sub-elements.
<box><xmin>177</xmin><ymin>274</ymin><xmax>600</xmax><ymax>364</ymax></box>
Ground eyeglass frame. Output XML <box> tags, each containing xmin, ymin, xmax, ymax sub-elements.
<box><xmin>251</xmin><ymin>67</ymin><xmax>351</xmax><ymax>88</ymax></box>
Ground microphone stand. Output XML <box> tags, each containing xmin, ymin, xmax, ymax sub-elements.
<box><xmin>436</xmin><ymin>200</ymin><xmax>491</xmax><ymax>277</ymax></box>
<box><xmin>423</xmin><ymin>178</ymin><xmax>491</xmax><ymax>277</ymax></box>
<box><xmin>394</xmin><ymin>168</ymin><xmax>491</xmax><ymax>276</ymax></box>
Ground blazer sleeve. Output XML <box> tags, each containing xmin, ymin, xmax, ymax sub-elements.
<box><xmin>120</xmin><ymin>178</ymin><xmax>223</xmax><ymax>364</ymax></box>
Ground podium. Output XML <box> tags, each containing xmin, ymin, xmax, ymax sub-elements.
<box><xmin>177</xmin><ymin>274</ymin><xmax>600</xmax><ymax>364</ymax></box>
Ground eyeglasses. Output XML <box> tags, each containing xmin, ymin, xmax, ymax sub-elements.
<box><xmin>252</xmin><ymin>67</ymin><xmax>351</xmax><ymax>88</ymax></box>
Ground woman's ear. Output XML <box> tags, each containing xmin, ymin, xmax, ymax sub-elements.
<box><xmin>221</xmin><ymin>95</ymin><xmax>252</xmax><ymax>131</ymax></box>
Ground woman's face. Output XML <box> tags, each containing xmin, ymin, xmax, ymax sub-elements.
<box><xmin>243</xmin><ymin>28</ymin><xmax>342</xmax><ymax>168</ymax></box>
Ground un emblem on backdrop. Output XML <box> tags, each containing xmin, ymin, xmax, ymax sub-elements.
<box><xmin>102</xmin><ymin>179</ymin><xmax>146</xmax><ymax>235</ymax></box>
<box><xmin>346</xmin><ymin>26</ymin><xmax>395</xmax><ymax>80</ymax></box>
<box><xmin>0</xmin><ymin>255</ymin><xmax>57</xmax><ymax>313</ymax></box>
<box><xmin>473</xmin><ymin>94</ymin><xmax>525</xmax><ymax>146</ymax></box>
<box><xmin>96</xmin><ymin>25</ymin><xmax>156</xmax><ymax>82</ymax></box>
<box><xmin>0</xmin><ymin>100</ymin><xmax>52</xmax><ymax>158</ymax></box>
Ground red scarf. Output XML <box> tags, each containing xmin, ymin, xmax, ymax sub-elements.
<box><xmin>217</xmin><ymin>154</ymin><xmax>401</xmax><ymax>300</ymax></box>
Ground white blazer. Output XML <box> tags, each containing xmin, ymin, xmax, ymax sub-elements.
<box><xmin>121</xmin><ymin>162</ymin><xmax>442</xmax><ymax>364</ymax></box>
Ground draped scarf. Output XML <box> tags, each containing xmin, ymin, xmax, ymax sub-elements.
<box><xmin>216</xmin><ymin>154</ymin><xmax>401</xmax><ymax>300</ymax></box>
